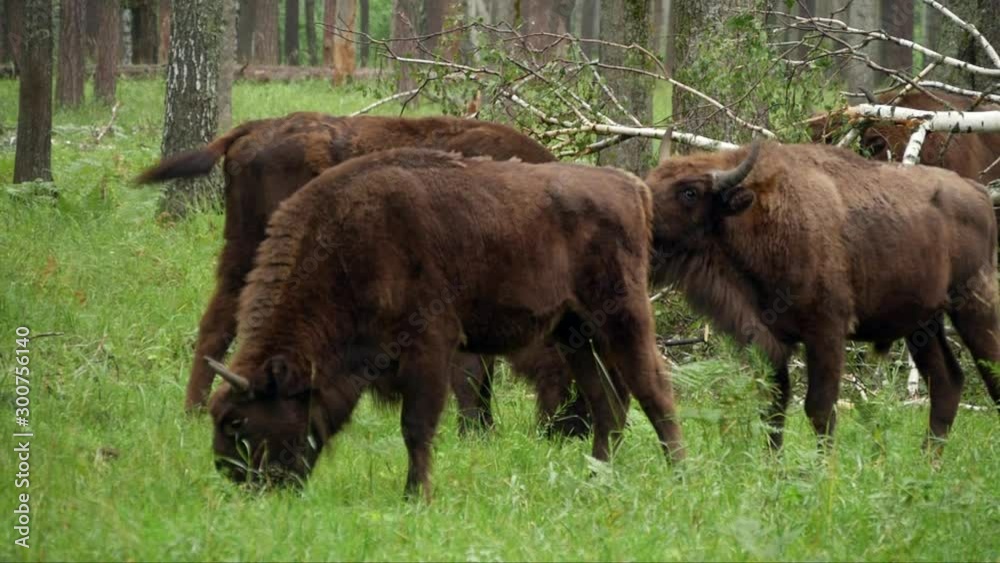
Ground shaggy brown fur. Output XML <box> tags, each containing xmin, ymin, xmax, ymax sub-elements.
<box><xmin>136</xmin><ymin>112</ymin><xmax>585</xmax><ymax>429</ymax></box>
<box><xmin>207</xmin><ymin>148</ymin><xmax>683</xmax><ymax>498</ymax></box>
<box><xmin>809</xmin><ymin>90</ymin><xmax>1000</xmax><ymax>183</ymax></box>
<box><xmin>646</xmin><ymin>141</ymin><xmax>1000</xmax><ymax>449</ymax></box>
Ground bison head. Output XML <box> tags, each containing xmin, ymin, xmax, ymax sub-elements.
<box><xmin>646</xmin><ymin>141</ymin><xmax>761</xmax><ymax>252</ymax></box>
<box><xmin>206</xmin><ymin>356</ymin><xmax>321</xmax><ymax>488</ymax></box>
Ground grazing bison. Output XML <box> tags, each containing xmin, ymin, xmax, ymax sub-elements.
<box><xmin>645</xmin><ymin>140</ymin><xmax>1000</xmax><ymax>449</ymax></box>
<box><xmin>205</xmin><ymin>149</ymin><xmax>684</xmax><ymax>497</ymax></box>
<box><xmin>809</xmin><ymin>89</ymin><xmax>1000</xmax><ymax>183</ymax></box>
<box><xmin>136</xmin><ymin>112</ymin><xmax>584</xmax><ymax>432</ymax></box>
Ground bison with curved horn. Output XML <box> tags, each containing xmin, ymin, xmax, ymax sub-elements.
<box><xmin>206</xmin><ymin>148</ymin><xmax>683</xmax><ymax>497</ymax></box>
<box><xmin>646</xmin><ymin>140</ymin><xmax>1000</xmax><ymax>450</ymax></box>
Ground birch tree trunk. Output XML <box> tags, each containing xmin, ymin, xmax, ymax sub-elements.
<box><xmin>160</xmin><ymin>0</ymin><xmax>224</xmax><ymax>216</ymax></box>
<box><xmin>14</xmin><ymin>0</ymin><xmax>53</xmax><ymax>183</ymax></box>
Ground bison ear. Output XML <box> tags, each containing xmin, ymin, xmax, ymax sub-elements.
<box><xmin>720</xmin><ymin>186</ymin><xmax>755</xmax><ymax>216</ymax></box>
<box><xmin>263</xmin><ymin>356</ymin><xmax>312</xmax><ymax>398</ymax></box>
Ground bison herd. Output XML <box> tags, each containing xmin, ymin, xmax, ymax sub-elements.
<box><xmin>138</xmin><ymin>93</ymin><xmax>1000</xmax><ymax>498</ymax></box>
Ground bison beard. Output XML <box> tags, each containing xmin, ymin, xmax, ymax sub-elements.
<box><xmin>645</xmin><ymin>140</ymin><xmax>1000</xmax><ymax>451</ymax></box>
<box><xmin>136</xmin><ymin>112</ymin><xmax>589</xmax><ymax>436</ymax></box>
<box><xmin>206</xmin><ymin>149</ymin><xmax>684</xmax><ymax>498</ymax></box>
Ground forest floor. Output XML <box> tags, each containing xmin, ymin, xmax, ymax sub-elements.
<box><xmin>0</xmin><ymin>78</ymin><xmax>998</xmax><ymax>561</ymax></box>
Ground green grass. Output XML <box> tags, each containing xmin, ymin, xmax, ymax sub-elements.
<box><xmin>1</xmin><ymin>78</ymin><xmax>999</xmax><ymax>562</ymax></box>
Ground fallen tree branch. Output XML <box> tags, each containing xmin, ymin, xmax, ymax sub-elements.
<box><xmin>95</xmin><ymin>102</ymin><xmax>121</xmax><ymax>143</ymax></box>
<box><xmin>846</xmin><ymin>104</ymin><xmax>1000</xmax><ymax>132</ymax></box>
<box><xmin>349</xmin><ymin>88</ymin><xmax>422</xmax><ymax>116</ymax></box>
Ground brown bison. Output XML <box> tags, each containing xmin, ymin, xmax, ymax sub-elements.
<box><xmin>205</xmin><ymin>148</ymin><xmax>684</xmax><ymax>497</ymax></box>
<box><xmin>809</xmin><ymin>89</ymin><xmax>1000</xmax><ymax>183</ymax></box>
<box><xmin>136</xmin><ymin>112</ymin><xmax>586</xmax><ymax>433</ymax></box>
<box><xmin>645</xmin><ymin>140</ymin><xmax>1000</xmax><ymax>449</ymax></box>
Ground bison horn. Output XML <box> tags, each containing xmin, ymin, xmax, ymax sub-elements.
<box><xmin>860</xmin><ymin>88</ymin><xmax>878</xmax><ymax>104</ymax></box>
<box><xmin>205</xmin><ymin>356</ymin><xmax>251</xmax><ymax>393</ymax></box>
<box><xmin>711</xmin><ymin>140</ymin><xmax>761</xmax><ymax>193</ymax></box>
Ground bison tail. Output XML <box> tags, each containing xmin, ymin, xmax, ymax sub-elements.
<box><xmin>134</xmin><ymin>121</ymin><xmax>256</xmax><ymax>184</ymax></box>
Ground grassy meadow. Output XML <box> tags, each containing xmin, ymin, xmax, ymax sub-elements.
<box><xmin>1</xmin><ymin>78</ymin><xmax>998</xmax><ymax>562</ymax></box>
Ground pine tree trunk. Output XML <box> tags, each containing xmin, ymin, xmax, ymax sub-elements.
<box><xmin>94</xmin><ymin>0</ymin><xmax>120</xmax><ymax>104</ymax></box>
<box><xmin>322</xmin><ymin>0</ymin><xmax>335</xmax><ymax>66</ymax></box>
<box><xmin>218</xmin><ymin>0</ymin><xmax>238</xmax><ymax>131</ymax></box>
<box><xmin>285</xmin><ymin>0</ymin><xmax>300</xmax><ymax>65</ymax></box>
<box><xmin>332</xmin><ymin>0</ymin><xmax>355</xmax><ymax>84</ymax></box>
<box><xmin>237</xmin><ymin>0</ymin><xmax>255</xmax><ymax>63</ymax></box>
<box><xmin>0</xmin><ymin>0</ymin><xmax>7</xmax><ymax>64</ymax></box>
<box><xmin>56</xmin><ymin>0</ymin><xmax>85</xmax><ymax>107</ymax></box>
<box><xmin>392</xmin><ymin>0</ymin><xmax>419</xmax><ymax>92</ymax></box>
<box><xmin>305</xmin><ymin>0</ymin><xmax>318</xmax><ymax>65</ymax></box>
<box><xmin>598</xmin><ymin>0</ymin><xmax>653</xmax><ymax>175</ymax></box>
<box><xmin>359</xmin><ymin>0</ymin><xmax>369</xmax><ymax>65</ymax></box>
<box><xmin>879</xmin><ymin>0</ymin><xmax>913</xmax><ymax>72</ymax></box>
<box><xmin>131</xmin><ymin>0</ymin><xmax>159</xmax><ymax>63</ymax></box>
<box><xmin>160</xmin><ymin>0</ymin><xmax>224</xmax><ymax>216</ymax></box>
<box><xmin>253</xmin><ymin>0</ymin><xmax>279</xmax><ymax>64</ymax></box>
<box><xmin>14</xmin><ymin>0</ymin><xmax>53</xmax><ymax>183</ymax></box>
<box><xmin>85</xmin><ymin>0</ymin><xmax>99</xmax><ymax>61</ymax></box>
<box><xmin>158</xmin><ymin>0</ymin><xmax>171</xmax><ymax>63</ymax></box>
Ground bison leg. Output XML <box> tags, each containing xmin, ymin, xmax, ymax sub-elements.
<box><xmin>948</xmin><ymin>305</ymin><xmax>1000</xmax><ymax>415</ymax></box>
<box><xmin>803</xmin><ymin>335</ymin><xmax>845</xmax><ymax>449</ymax></box>
<box><xmin>399</xmin><ymin>342</ymin><xmax>452</xmax><ymax>502</ymax></box>
<box><xmin>450</xmin><ymin>353</ymin><xmax>496</xmax><ymax>435</ymax></box>
<box><xmin>906</xmin><ymin>317</ymin><xmax>965</xmax><ymax>447</ymax></box>
<box><xmin>555</xmin><ymin>327</ymin><xmax>626</xmax><ymax>461</ymax></box>
<box><xmin>600</xmin><ymin>302</ymin><xmax>684</xmax><ymax>462</ymax></box>
<box><xmin>763</xmin><ymin>362</ymin><xmax>792</xmax><ymax>451</ymax></box>
<box><xmin>186</xmin><ymin>238</ymin><xmax>256</xmax><ymax>411</ymax></box>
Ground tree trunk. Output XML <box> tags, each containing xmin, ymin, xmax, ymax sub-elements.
<box><xmin>285</xmin><ymin>0</ymin><xmax>299</xmax><ymax>65</ymax></box>
<box><xmin>158</xmin><ymin>0</ymin><xmax>171</xmax><ymax>63</ymax></box>
<box><xmin>424</xmin><ymin>0</ymin><xmax>463</xmax><ymax>58</ymax></box>
<box><xmin>6</xmin><ymin>0</ymin><xmax>24</xmax><ymax>75</ymax></box>
<box><xmin>392</xmin><ymin>0</ymin><xmax>419</xmax><ymax>92</ymax></box>
<box><xmin>305</xmin><ymin>0</ymin><xmax>318</xmax><ymax>65</ymax></box>
<box><xmin>879</xmin><ymin>0</ymin><xmax>913</xmax><ymax>73</ymax></box>
<box><xmin>85</xmin><ymin>0</ymin><xmax>99</xmax><ymax>60</ymax></box>
<box><xmin>253</xmin><ymin>0</ymin><xmax>279</xmax><ymax>64</ymax></box>
<box><xmin>923</xmin><ymin>0</ymin><xmax>942</xmax><ymax>52</ymax></box>
<box><xmin>237</xmin><ymin>0</ymin><xmax>255</xmax><ymax>63</ymax></box>
<box><xmin>14</xmin><ymin>0</ymin><xmax>53</xmax><ymax>183</ymax></box>
<box><xmin>218</xmin><ymin>0</ymin><xmax>238</xmax><ymax>131</ymax></box>
<box><xmin>322</xmin><ymin>0</ymin><xmax>335</xmax><ymax>66</ymax></box>
<box><xmin>94</xmin><ymin>0</ymin><xmax>120</xmax><ymax>104</ymax></box>
<box><xmin>333</xmin><ymin>0</ymin><xmax>355</xmax><ymax>84</ymax></box>
<box><xmin>843</xmin><ymin>0</ymin><xmax>878</xmax><ymax>92</ymax></box>
<box><xmin>598</xmin><ymin>0</ymin><xmax>652</xmax><ymax>175</ymax></box>
<box><xmin>131</xmin><ymin>0</ymin><xmax>159</xmax><ymax>63</ymax></box>
<box><xmin>579</xmin><ymin>0</ymin><xmax>599</xmax><ymax>57</ymax></box>
<box><xmin>160</xmin><ymin>0</ymin><xmax>224</xmax><ymax>216</ymax></box>
<box><xmin>359</xmin><ymin>0</ymin><xmax>369</xmax><ymax>65</ymax></box>
<box><xmin>56</xmin><ymin>0</ymin><xmax>85</xmax><ymax>107</ymax></box>
<box><xmin>0</xmin><ymin>0</ymin><xmax>7</xmax><ymax>64</ymax></box>
<box><xmin>122</xmin><ymin>7</ymin><xmax>133</xmax><ymax>64</ymax></box>
<box><xmin>519</xmin><ymin>0</ymin><xmax>573</xmax><ymax>57</ymax></box>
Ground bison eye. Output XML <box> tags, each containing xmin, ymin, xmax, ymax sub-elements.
<box><xmin>679</xmin><ymin>187</ymin><xmax>698</xmax><ymax>205</ymax></box>
<box><xmin>223</xmin><ymin>417</ymin><xmax>247</xmax><ymax>437</ymax></box>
